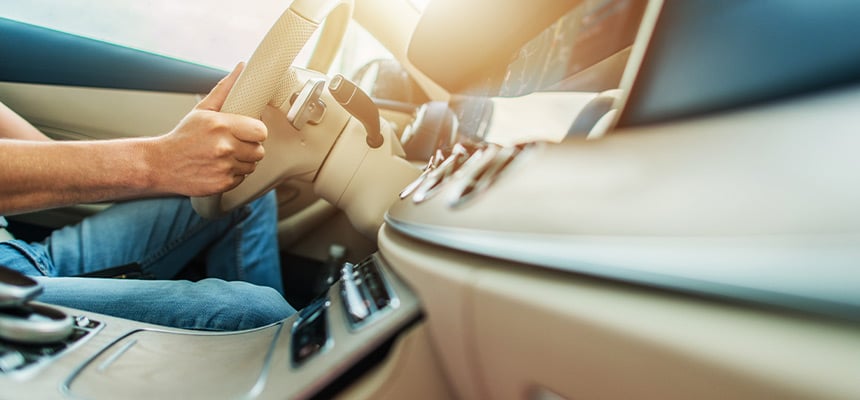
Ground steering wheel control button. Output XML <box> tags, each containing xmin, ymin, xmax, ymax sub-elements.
<box><xmin>286</xmin><ymin>79</ymin><xmax>327</xmax><ymax>130</ymax></box>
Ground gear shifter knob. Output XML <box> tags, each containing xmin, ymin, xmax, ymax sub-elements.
<box><xmin>0</xmin><ymin>265</ymin><xmax>42</xmax><ymax>306</ymax></box>
<box><xmin>328</xmin><ymin>74</ymin><xmax>384</xmax><ymax>148</ymax></box>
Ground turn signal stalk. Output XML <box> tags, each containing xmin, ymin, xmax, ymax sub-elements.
<box><xmin>328</xmin><ymin>74</ymin><xmax>383</xmax><ymax>148</ymax></box>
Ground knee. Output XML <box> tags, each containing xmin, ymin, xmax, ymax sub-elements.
<box><xmin>233</xmin><ymin>284</ymin><xmax>297</xmax><ymax>330</ymax></box>
<box><xmin>194</xmin><ymin>279</ymin><xmax>296</xmax><ymax>331</ymax></box>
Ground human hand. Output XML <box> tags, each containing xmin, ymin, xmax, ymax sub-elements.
<box><xmin>147</xmin><ymin>63</ymin><xmax>268</xmax><ymax>196</ymax></box>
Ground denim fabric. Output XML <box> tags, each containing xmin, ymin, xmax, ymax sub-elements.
<box><xmin>0</xmin><ymin>192</ymin><xmax>295</xmax><ymax>331</ymax></box>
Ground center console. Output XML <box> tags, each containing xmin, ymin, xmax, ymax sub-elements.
<box><xmin>0</xmin><ymin>254</ymin><xmax>430</xmax><ymax>400</ymax></box>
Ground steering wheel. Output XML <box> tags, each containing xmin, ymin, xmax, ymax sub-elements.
<box><xmin>192</xmin><ymin>0</ymin><xmax>353</xmax><ymax>218</ymax></box>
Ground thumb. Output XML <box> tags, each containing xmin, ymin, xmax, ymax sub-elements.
<box><xmin>196</xmin><ymin>62</ymin><xmax>244</xmax><ymax>112</ymax></box>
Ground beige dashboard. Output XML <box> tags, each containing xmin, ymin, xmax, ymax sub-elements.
<box><xmin>379</xmin><ymin>225</ymin><xmax>860</xmax><ymax>400</ymax></box>
<box><xmin>379</xmin><ymin>81</ymin><xmax>860</xmax><ymax>399</ymax></box>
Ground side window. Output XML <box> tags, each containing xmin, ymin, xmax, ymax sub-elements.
<box><xmin>1</xmin><ymin>0</ymin><xmax>309</xmax><ymax>69</ymax></box>
<box><xmin>330</xmin><ymin>22</ymin><xmax>395</xmax><ymax>79</ymax></box>
<box><xmin>3</xmin><ymin>1</ymin><xmax>396</xmax><ymax>79</ymax></box>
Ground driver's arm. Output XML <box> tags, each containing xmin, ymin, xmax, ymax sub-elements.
<box><xmin>0</xmin><ymin>63</ymin><xmax>267</xmax><ymax>216</ymax></box>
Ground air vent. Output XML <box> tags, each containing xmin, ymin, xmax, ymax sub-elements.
<box><xmin>400</xmin><ymin>143</ymin><xmax>470</xmax><ymax>203</ymax></box>
<box><xmin>398</xmin><ymin>142</ymin><xmax>532</xmax><ymax>207</ymax></box>
<box><xmin>448</xmin><ymin>144</ymin><xmax>524</xmax><ymax>207</ymax></box>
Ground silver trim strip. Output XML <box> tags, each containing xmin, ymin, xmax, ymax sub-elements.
<box><xmin>384</xmin><ymin>216</ymin><xmax>860</xmax><ymax>321</ymax></box>
<box><xmin>61</xmin><ymin>321</ymin><xmax>285</xmax><ymax>399</ymax></box>
<box><xmin>96</xmin><ymin>339</ymin><xmax>137</xmax><ymax>372</ymax></box>
<box><xmin>245</xmin><ymin>322</ymin><xmax>284</xmax><ymax>400</ymax></box>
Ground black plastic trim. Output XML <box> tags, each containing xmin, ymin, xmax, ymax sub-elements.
<box><xmin>307</xmin><ymin>314</ymin><xmax>423</xmax><ymax>400</ymax></box>
<box><xmin>0</xmin><ymin>17</ymin><xmax>225</xmax><ymax>93</ymax></box>
<box><xmin>618</xmin><ymin>0</ymin><xmax>860</xmax><ymax>127</ymax></box>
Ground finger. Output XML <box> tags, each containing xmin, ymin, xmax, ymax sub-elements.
<box><xmin>232</xmin><ymin>141</ymin><xmax>265</xmax><ymax>163</ymax></box>
<box><xmin>224</xmin><ymin>174</ymin><xmax>246</xmax><ymax>192</ymax></box>
<box><xmin>230</xmin><ymin>117</ymin><xmax>268</xmax><ymax>143</ymax></box>
<box><xmin>196</xmin><ymin>62</ymin><xmax>245</xmax><ymax>112</ymax></box>
<box><xmin>232</xmin><ymin>161</ymin><xmax>258</xmax><ymax>176</ymax></box>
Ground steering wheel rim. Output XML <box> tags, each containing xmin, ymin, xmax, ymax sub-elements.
<box><xmin>192</xmin><ymin>0</ymin><xmax>353</xmax><ymax>218</ymax></box>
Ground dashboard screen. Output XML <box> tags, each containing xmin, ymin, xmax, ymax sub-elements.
<box><xmin>454</xmin><ymin>0</ymin><xmax>648</xmax><ymax>141</ymax></box>
<box><xmin>499</xmin><ymin>0</ymin><xmax>647</xmax><ymax>96</ymax></box>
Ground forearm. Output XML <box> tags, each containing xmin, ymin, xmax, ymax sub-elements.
<box><xmin>0</xmin><ymin>138</ymin><xmax>160</xmax><ymax>215</ymax></box>
<box><xmin>0</xmin><ymin>64</ymin><xmax>265</xmax><ymax>216</ymax></box>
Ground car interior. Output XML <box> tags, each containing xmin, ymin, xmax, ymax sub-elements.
<box><xmin>2</xmin><ymin>0</ymin><xmax>860</xmax><ymax>399</ymax></box>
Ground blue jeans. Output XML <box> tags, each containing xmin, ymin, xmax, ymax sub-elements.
<box><xmin>0</xmin><ymin>192</ymin><xmax>295</xmax><ymax>331</ymax></box>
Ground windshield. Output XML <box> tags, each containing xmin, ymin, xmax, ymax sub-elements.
<box><xmin>453</xmin><ymin>0</ymin><xmax>647</xmax><ymax>145</ymax></box>
<box><xmin>0</xmin><ymin>0</ymin><xmax>390</xmax><ymax>76</ymax></box>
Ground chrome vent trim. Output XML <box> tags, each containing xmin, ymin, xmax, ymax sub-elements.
<box><xmin>398</xmin><ymin>142</ymin><xmax>531</xmax><ymax>207</ymax></box>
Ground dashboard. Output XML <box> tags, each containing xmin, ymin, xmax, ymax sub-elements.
<box><xmin>395</xmin><ymin>0</ymin><xmax>860</xmax><ymax>325</ymax></box>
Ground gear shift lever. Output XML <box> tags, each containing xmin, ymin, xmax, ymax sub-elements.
<box><xmin>0</xmin><ymin>265</ymin><xmax>42</xmax><ymax>306</ymax></box>
<box><xmin>0</xmin><ymin>265</ymin><xmax>74</xmax><ymax>344</ymax></box>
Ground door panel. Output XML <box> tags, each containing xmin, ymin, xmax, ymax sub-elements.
<box><xmin>0</xmin><ymin>82</ymin><xmax>197</xmax><ymax>140</ymax></box>
<box><xmin>0</xmin><ymin>17</ymin><xmax>224</xmax><ymax>140</ymax></box>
